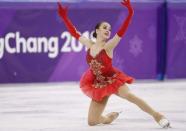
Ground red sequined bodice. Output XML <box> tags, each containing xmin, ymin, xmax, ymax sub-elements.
<box><xmin>80</xmin><ymin>48</ymin><xmax>134</xmax><ymax>101</ymax></box>
<box><xmin>86</xmin><ymin>48</ymin><xmax>117</xmax><ymax>88</ymax></box>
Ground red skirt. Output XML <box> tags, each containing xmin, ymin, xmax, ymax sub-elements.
<box><xmin>80</xmin><ymin>67</ymin><xmax>135</xmax><ymax>102</ymax></box>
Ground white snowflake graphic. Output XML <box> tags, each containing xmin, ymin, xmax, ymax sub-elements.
<box><xmin>174</xmin><ymin>15</ymin><xmax>186</xmax><ymax>44</ymax></box>
<box><xmin>129</xmin><ymin>35</ymin><xmax>143</xmax><ymax>57</ymax></box>
<box><xmin>148</xmin><ymin>25</ymin><xmax>156</xmax><ymax>40</ymax></box>
<box><xmin>13</xmin><ymin>72</ymin><xmax>17</xmax><ymax>76</ymax></box>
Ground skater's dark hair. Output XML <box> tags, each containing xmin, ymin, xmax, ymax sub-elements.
<box><xmin>93</xmin><ymin>21</ymin><xmax>105</xmax><ymax>38</ymax></box>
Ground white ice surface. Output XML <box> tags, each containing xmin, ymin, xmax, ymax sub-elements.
<box><xmin>0</xmin><ymin>80</ymin><xmax>186</xmax><ymax>131</ymax></box>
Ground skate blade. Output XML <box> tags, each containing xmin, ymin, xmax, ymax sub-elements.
<box><xmin>159</xmin><ymin>118</ymin><xmax>171</xmax><ymax>129</ymax></box>
<box><xmin>164</xmin><ymin>123</ymin><xmax>172</xmax><ymax>129</ymax></box>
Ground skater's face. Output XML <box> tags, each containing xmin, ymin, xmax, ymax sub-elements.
<box><xmin>96</xmin><ymin>22</ymin><xmax>111</xmax><ymax>40</ymax></box>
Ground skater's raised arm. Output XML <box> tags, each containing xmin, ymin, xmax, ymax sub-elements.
<box><xmin>57</xmin><ymin>2</ymin><xmax>93</xmax><ymax>48</ymax></box>
<box><xmin>105</xmin><ymin>0</ymin><xmax>134</xmax><ymax>50</ymax></box>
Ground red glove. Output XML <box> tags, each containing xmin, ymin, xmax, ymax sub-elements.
<box><xmin>117</xmin><ymin>0</ymin><xmax>134</xmax><ymax>37</ymax></box>
<box><xmin>57</xmin><ymin>2</ymin><xmax>81</xmax><ymax>39</ymax></box>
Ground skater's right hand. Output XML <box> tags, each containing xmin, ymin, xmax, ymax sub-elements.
<box><xmin>57</xmin><ymin>2</ymin><xmax>68</xmax><ymax>19</ymax></box>
<box><xmin>57</xmin><ymin>1</ymin><xmax>81</xmax><ymax>40</ymax></box>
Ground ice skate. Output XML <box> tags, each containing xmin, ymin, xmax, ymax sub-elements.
<box><xmin>158</xmin><ymin>117</ymin><xmax>171</xmax><ymax>128</ymax></box>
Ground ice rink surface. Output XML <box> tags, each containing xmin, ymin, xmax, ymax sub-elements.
<box><xmin>0</xmin><ymin>80</ymin><xmax>186</xmax><ymax>131</ymax></box>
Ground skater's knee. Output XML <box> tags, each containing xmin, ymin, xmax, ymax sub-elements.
<box><xmin>88</xmin><ymin>116</ymin><xmax>110</xmax><ymax>126</ymax></box>
<box><xmin>88</xmin><ymin>120</ymin><xmax>99</xmax><ymax>126</ymax></box>
<box><xmin>88</xmin><ymin>117</ymin><xmax>100</xmax><ymax>126</ymax></box>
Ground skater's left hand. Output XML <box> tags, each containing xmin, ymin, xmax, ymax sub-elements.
<box><xmin>121</xmin><ymin>0</ymin><xmax>134</xmax><ymax>14</ymax></box>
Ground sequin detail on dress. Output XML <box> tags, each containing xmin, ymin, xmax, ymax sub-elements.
<box><xmin>80</xmin><ymin>48</ymin><xmax>135</xmax><ymax>101</ymax></box>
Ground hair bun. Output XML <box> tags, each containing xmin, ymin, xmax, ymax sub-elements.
<box><xmin>93</xmin><ymin>31</ymin><xmax>97</xmax><ymax>38</ymax></box>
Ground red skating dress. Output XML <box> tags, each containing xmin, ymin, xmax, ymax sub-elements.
<box><xmin>80</xmin><ymin>48</ymin><xmax>135</xmax><ymax>102</ymax></box>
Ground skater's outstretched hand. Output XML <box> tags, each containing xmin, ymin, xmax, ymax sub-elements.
<box><xmin>57</xmin><ymin>2</ymin><xmax>68</xmax><ymax>19</ymax></box>
<box><xmin>104</xmin><ymin>0</ymin><xmax>134</xmax><ymax>50</ymax></box>
<box><xmin>57</xmin><ymin>1</ymin><xmax>80</xmax><ymax>39</ymax></box>
<box><xmin>116</xmin><ymin>0</ymin><xmax>134</xmax><ymax>37</ymax></box>
<box><xmin>57</xmin><ymin>1</ymin><xmax>93</xmax><ymax>48</ymax></box>
<box><xmin>121</xmin><ymin>0</ymin><xmax>134</xmax><ymax>14</ymax></box>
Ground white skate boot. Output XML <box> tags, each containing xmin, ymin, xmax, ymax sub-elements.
<box><xmin>158</xmin><ymin>118</ymin><xmax>171</xmax><ymax>128</ymax></box>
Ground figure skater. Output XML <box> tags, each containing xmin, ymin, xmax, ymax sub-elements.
<box><xmin>57</xmin><ymin>0</ymin><xmax>171</xmax><ymax>128</ymax></box>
